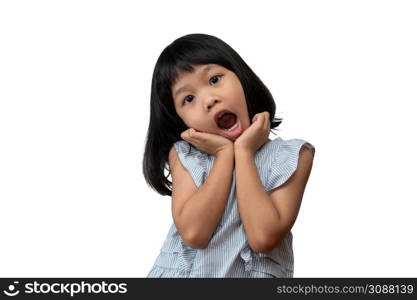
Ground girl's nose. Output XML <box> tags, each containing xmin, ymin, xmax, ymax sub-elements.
<box><xmin>205</xmin><ymin>98</ymin><xmax>219</xmax><ymax>110</ymax></box>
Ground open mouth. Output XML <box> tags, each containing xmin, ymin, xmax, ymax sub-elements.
<box><xmin>216</xmin><ymin>112</ymin><xmax>238</xmax><ymax>131</ymax></box>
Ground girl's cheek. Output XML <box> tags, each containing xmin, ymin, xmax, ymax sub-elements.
<box><xmin>189</xmin><ymin>118</ymin><xmax>204</xmax><ymax>129</ymax></box>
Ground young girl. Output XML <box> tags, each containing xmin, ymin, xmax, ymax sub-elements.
<box><xmin>143</xmin><ymin>33</ymin><xmax>315</xmax><ymax>278</ymax></box>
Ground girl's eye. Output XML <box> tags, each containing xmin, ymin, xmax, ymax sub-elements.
<box><xmin>209</xmin><ymin>75</ymin><xmax>222</xmax><ymax>85</ymax></box>
<box><xmin>183</xmin><ymin>95</ymin><xmax>194</xmax><ymax>104</ymax></box>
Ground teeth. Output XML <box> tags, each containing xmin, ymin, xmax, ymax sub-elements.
<box><xmin>217</xmin><ymin>111</ymin><xmax>227</xmax><ymax>120</ymax></box>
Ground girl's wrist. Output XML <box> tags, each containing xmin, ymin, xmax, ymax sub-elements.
<box><xmin>234</xmin><ymin>146</ymin><xmax>254</xmax><ymax>157</ymax></box>
<box><xmin>215</xmin><ymin>144</ymin><xmax>234</xmax><ymax>157</ymax></box>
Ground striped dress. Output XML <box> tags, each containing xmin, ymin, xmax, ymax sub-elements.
<box><xmin>147</xmin><ymin>136</ymin><xmax>316</xmax><ymax>278</ymax></box>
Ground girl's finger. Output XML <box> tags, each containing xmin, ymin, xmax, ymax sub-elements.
<box><xmin>181</xmin><ymin>131</ymin><xmax>188</xmax><ymax>141</ymax></box>
<box><xmin>181</xmin><ymin>129</ymin><xmax>195</xmax><ymax>141</ymax></box>
<box><xmin>189</xmin><ymin>128</ymin><xmax>200</xmax><ymax>140</ymax></box>
<box><xmin>263</xmin><ymin>112</ymin><xmax>269</xmax><ymax>130</ymax></box>
<box><xmin>253</xmin><ymin>113</ymin><xmax>261</xmax><ymax>123</ymax></box>
<box><xmin>191</xmin><ymin>131</ymin><xmax>204</xmax><ymax>144</ymax></box>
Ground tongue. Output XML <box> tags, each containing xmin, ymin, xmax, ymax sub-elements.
<box><xmin>217</xmin><ymin>113</ymin><xmax>237</xmax><ymax>129</ymax></box>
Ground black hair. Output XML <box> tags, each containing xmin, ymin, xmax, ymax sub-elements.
<box><xmin>142</xmin><ymin>33</ymin><xmax>283</xmax><ymax>196</ymax></box>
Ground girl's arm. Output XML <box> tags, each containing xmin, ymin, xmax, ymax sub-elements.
<box><xmin>235</xmin><ymin>145</ymin><xmax>314</xmax><ymax>253</ymax></box>
<box><xmin>170</xmin><ymin>145</ymin><xmax>234</xmax><ymax>249</ymax></box>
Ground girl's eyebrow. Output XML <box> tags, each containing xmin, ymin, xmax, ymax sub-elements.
<box><xmin>173</xmin><ymin>65</ymin><xmax>215</xmax><ymax>98</ymax></box>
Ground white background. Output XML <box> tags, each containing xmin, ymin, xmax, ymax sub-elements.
<box><xmin>1</xmin><ymin>0</ymin><xmax>416</xmax><ymax>277</ymax></box>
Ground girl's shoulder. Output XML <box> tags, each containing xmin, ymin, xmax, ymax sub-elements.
<box><xmin>262</xmin><ymin>136</ymin><xmax>315</xmax><ymax>192</ymax></box>
<box><xmin>173</xmin><ymin>140</ymin><xmax>208</xmax><ymax>159</ymax></box>
<box><xmin>262</xmin><ymin>136</ymin><xmax>315</xmax><ymax>157</ymax></box>
<box><xmin>172</xmin><ymin>140</ymin><xmax>209</xmax><ymax>188</ymax></box>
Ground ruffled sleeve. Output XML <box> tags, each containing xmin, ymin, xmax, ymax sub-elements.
<box><xmin>173</xmin><ymin>140</ymin><xmax>209</xmax><ymax>188</ymax></box>
<box><xmin>265</xmin><ymin>138</ymin><xmax>315</xmax><ymax>192</ymax></box>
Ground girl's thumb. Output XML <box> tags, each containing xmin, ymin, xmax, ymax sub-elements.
<box><xmin>188</xmin><ymin>128</ymin><xmax>197</xmax><ymax>138</ymax></box>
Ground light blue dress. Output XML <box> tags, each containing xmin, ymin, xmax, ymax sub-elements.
<box><xmin>147</xmin><ymin>136</ymin><xmax>316</xmax><ymax>278</ymax></box>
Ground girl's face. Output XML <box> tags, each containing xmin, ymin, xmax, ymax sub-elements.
<box><xmin>171</xmin><ymin>63</ymin><xmax>250</xmax><ymax>141</ymax></box>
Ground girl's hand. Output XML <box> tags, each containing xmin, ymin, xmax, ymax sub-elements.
<box><xmin>180</xmin><ymin>128</ymin><xmax>234</xmax><ymax>156</ymax></box>
<box><xmin>234</xmin><ymin>111</ymin><xmax>270</xmax><ymax>155</ymax></box>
